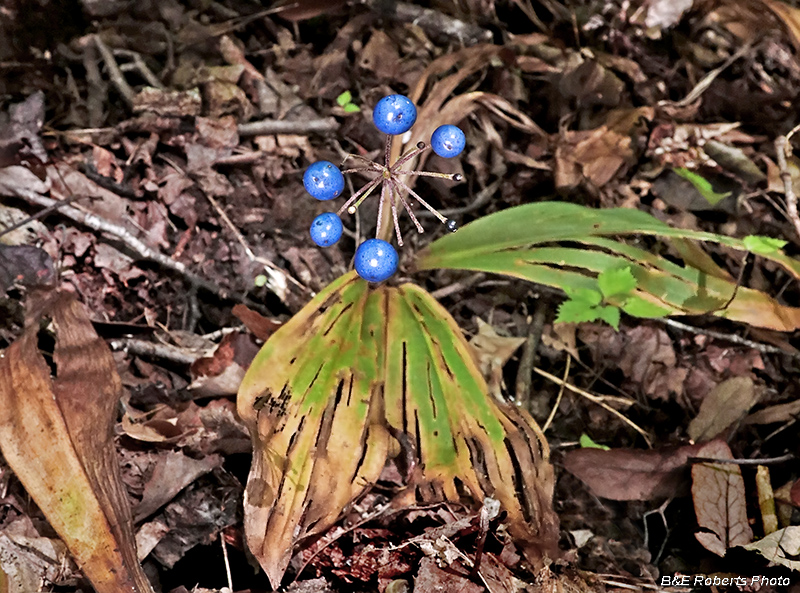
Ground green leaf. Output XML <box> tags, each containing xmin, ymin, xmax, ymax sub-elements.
<box><xmin>336</xmin><ymin>90</ymin><xmax>352</xmax><ymax>107</ymax></box>
<box><xmin>597</xmin><ymin>305</ymin><xmax>621</xmax><ymax>330</ymax></box>
<box><xmin>597</xmin><ymin>266</ymin><xmax>637</xmax><ymax>299</ymax></box>
<box><xmin>237</xmin><ymin>272</ymin><xmax>559</xmax><ymax>587</ymax></box>
<box><xmin>415</xmin><ymin>202</ymin><xmax>800</xmax><ymax>331</ymax></box>
<box><xmin>253</xmin><ymin>274</ymin><xmax>267</xmax><ymax>287</ymax></box>
<box><xmin>743</xmin><ymin>235</ymin><xmax>788</xmax><ymax>255</ymax></box>
<box><xmin>579</xmin><ymin>433</ymin><xmax>610</xmax><ymax>450</ymax></box>
<box><xmin>566</xmin><ymin>287</ymin><xmax>603</xmax><ymax>306</ymax></box>
<box><xmin>555</xmin><ymin>298</ymin><xmax>601</xmax><ymax>325</ymax></box>
<box><xmin>673</xmin><ymin>167</ymin><xmax>731</xmax><ymax>205</ymax></box>
<box><xmin>343</xmin><ymin>102</ymin><xmax>361</xmax><ymax>113</ymax></box>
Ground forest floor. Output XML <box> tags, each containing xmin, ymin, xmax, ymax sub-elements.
<box><xmin>1</xmin><ymin>0</ymin><xmax>800</xmax><ymax>592</ymax></box>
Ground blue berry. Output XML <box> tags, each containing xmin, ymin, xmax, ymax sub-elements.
<box><xmin>310</xmin><ymin>212</ymin><xmax>343</xmax><ymax>247</ymax></box>
<box><xmin>372</xmin><ymin>95</ymin><xmax>417</xmax><ymax>135</ymax></box>
<box><xmin>354</xmin><ymin>239</ymin><xmax>398</xmax><ymax>282</ymax></box>
<box><xmin>430</xmin><ymin>125</ymin><xmax>466</xmax><ymax>158</ymax></box>
<box><xmin>304</xmin><ymin>161</ymin><xmax>344</xmax><ymax>200</ymax></box>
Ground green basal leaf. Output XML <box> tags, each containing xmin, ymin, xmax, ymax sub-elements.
<box><xmin>237</xmin><ymin>272</ymin><xmax>559</xmax><ymax>588</ymax></box>
<box><xmin>336</xmin><ymin>90</ymin><xmax>352</xmax><ymax>107</ymax></box>
<box><xmin>598</xmin><ymin>266</ymin><xmax>637</xmax><ymax>299</ymax></box>
<box><xmin>416</xmin><ymin>202</ymin><xmax>800</xmax><ymax>331</ymax></box>
<box><xmin>673</xmin><ymin>167</ymin><xmax>731</xmax><ymax>205</ymax></box>
<box><xmin>743</xmin><ymin>235</ymin><xmax>788</xmax><ymax>254</ymax></box>
<box><xmin>343</xmin><ymin>102</ymin><xmax>361</xmax><ymax>113</ymax></box>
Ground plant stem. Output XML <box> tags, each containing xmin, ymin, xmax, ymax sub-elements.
<box><xmin>376</xmin><ymin>134</ymin><xmax>395</xmax><ymax>241</ymax></box>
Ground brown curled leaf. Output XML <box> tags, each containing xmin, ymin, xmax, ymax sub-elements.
<box><xmin>0</xmin><ymin>290</ymin><xmax>154</xmax><ymax>593</ymax></box>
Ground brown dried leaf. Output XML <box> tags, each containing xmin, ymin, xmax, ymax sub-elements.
<box><xmin>133</xmin><ymin>451</ymin><xmax>221</xmax><ymax>522</ymax></box>
<box><xmin>564</xmin><ymin>443</ymin><xmax>705</xmax><ymax>501</ymax></box>
<box><xmin>687</xmin><ymin>376</ymin><xmax>759</xmax><ymax>442</ymax></box>
<box><xmin>188</xmin><ymin>331</ymin><xmax>260</xmax><ymax>397</ymax></box>
<box><xmin>232</xmin><ymin>303</ymin><xmax>283</xmax><ymax>341</ymax></box>
<box><xmin>0</xmin><ymin>244</ymin><xmax>55</xmax><ymax>293</ymax></box>
<box><xmin>0</xmin><ymin>291</ymin><xmax>154</xmax><ymax>593</ymax></box>
<box><xmin>692</xmin><ymin>440</ymin><xmax>753</xmax><ymax>556</ymax></box>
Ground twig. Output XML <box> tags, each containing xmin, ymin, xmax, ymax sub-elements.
<box><xmin>92</xmin><ymin>34</ymin><xmax>136</xmax><ymax>106</ymax></box>
<box><xmin>418</xmin><ymin>179</ymin><xmax>501</xmax><ymax>219</ymax></box>
<box><xmin>237</xmin><ymin>117</ymin><xmax>339</xmax><ymax>136</ymax></box>
<box><xmin>533</xmin><ymin>366</ymin><xmax>652</xmax><ymax>446</ymax></box>
<box><xmin>541</xmin><ymin>355</ymin><xmax>570</xmax><ymax>433</ymax></box>
<box><xmin>364</xmin><ymin>0</ymin><xmax>492</xmax><ymax>46</ymax></box>
<box><xmin>220</xmin><ymin>534</ymin><xmax>233</xmax><ymax>592</ymax></box>
<box><xmin>514</xmin><ymin>304</ymin><xmax>547</xmax><ymax>412</ymax></box>
<box><xmin>113</xmin><ymin>48</ymin><xmax>165</xmax><ymax>90</ymax></box>
<box><xmin>661</xmin><ymin>43</ymin><xmax>751</xmax><ymax>109</ymax></box>
<box><xmin>661</xmin><ymin>318</ymin><xmax>798</xmax><ymax>358</ymax></box>
<box><xmin>774</xmin><ymin>134</ymin><xmax>800</xmax><ymax>241</ymax></box>
<box><xmin>9</xmin><ymin>186</ymin><xmax>241</xmax><ymax>301</ymax></box>
<box><xmin>0</xmin><ymin>193</ymin><xmax>85</xmax><ymax>239</ymax></box>
<box><xmin>689</xmin><ymin>453</ymin><xmax>794</xmax><ymax>466</ymax></box>
<box><xmin>429</xmin><ymin>272</ymin><xmax>485</xmax><ymax>300</ymax></box>
<box><xmin>203</xmin><ymin>190</ymin><xmax>311</xmax><ymax>295</ymax></box>
<box><xmin>108</xmin><ymin>338</ymin><xmax>200</xmax><ymax>366</ymax></box>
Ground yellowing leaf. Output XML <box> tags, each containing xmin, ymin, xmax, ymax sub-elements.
<box><xmin>237</xmin><ymin>272</ymin><xmax>558</xmax><ymax>588</ymax></box>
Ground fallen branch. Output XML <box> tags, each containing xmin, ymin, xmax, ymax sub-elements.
<box><xmin>774</xmin><ymin>134</ymin><xmax>800</xmax><ymax>241</ymax></box>
<box><xmin>237</xmin><ymin>117</ymin><xmax>339</xmax><ymax>136</ymax></box>
<box><xmin>365</xmin><ymin>0</ymin><xmax>492</xmax><ymax>46</ymax></box>
<box><xmin>10</xmin><ymin>186</ymin><xmax>241</xmax><ymax>302</ymax></box>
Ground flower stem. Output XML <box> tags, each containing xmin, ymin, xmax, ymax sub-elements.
<box><xmin>376</xmin><ymin>134</ymin><xmax>395</xmax><ymax>242</ymax></box>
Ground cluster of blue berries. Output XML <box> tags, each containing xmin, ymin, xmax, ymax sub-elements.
<box><xmin>305</xmin><ymin>94</ymin><xmax>466</xmax><ymax>283</ymax></box>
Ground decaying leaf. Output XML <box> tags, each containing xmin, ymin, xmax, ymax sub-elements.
<box><xmin>742</xmin><ymin>526</ymin><xmax>800</xmax><ymax>570</ymax></box>
<box><xmin>0</xmin><ymin>291</ymin><xmax>154</xmax><ymax>593</ymax></box>
<box><xmin>237</xmin><ymin>272</ymin><xmax>558</xmax><ymax>588</ymax></box>
<box><xmin>687</xmin><ymin>376</ymin><xmax>759</xmax><ymax>442</ymax></box>
<box><xmin>468</xmin><ymin>318</ymin><xmax>526</xmax><ymax>398</ymax></box>
<box><xmin>564</xmin><ymin>443</ymin><xmax>705</xmax><ymax>501</ymax></box>
<box><xmin>691</xmin><ymin>440</ymin><xmax>752</xmax><ymax>556</ymax></box>
<box><xmin>0</xmin><ymin>533</ymin><xmax>75</xmax><ymax>592</ymax></box>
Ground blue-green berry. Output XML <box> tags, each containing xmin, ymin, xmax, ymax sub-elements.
<box><xmin>372</xmin><ymin>95</ymin><xmax>417</xmax><ymax>135</ymax></box>
<box><xmin>354</xmin><ymin>239</ymin><xmax>397</xmax><ymax>282</ymax></box>
<box><xmin>304</xmin><ymin>161</ymin><xmax>344</xmax><ymax>200</ymax></box>
<box><xmin>310</xmin><ymin>212</ymin><xmax>343</xmax><ymax>247</ymax></box>
<box><xmin>430</xmin><ymin>125</ymin><xmax>466</xmax><ymax>158</ymax></box>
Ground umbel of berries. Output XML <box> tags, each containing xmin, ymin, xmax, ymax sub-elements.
<box><xmin>303</xmin><ymin>94</ymin><xmax>466</xmax><ymax>283</ymax></box>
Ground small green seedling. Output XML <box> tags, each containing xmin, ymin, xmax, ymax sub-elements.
<box><xmin>743</xmin><ymin>235</ymin><xmax>788</xmax><ymax>255</ymax></box>
<box><xmin>579</xmin><ymin>433</ymin><xmax>610</xmax><ymax>450</ymax></box>
<box><xmin>336</xmin><ymin>90</ymin><xmax>361</xmax><ymax>113</ymax></box>
<box><xmin>556</xmin><ymin>266</ymin><xmax>639</xmax><ymax>330</ymax></box>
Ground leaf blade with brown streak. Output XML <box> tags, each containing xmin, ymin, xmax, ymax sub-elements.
<box><xmin>0</xmin><ymin>292</ymin><xmax>153</xmax><ymax>593</ymax></box>
<box><xmin>237</xmin><ymin>273</ymin><xmax>559</xmax><ymax>588</ymax></box>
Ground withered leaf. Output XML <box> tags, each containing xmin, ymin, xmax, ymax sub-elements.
<box><xmin>0</xmin><ymin>291</ymin><xmax>154</xmax><ymax>593</ymax></box>
<box><xmin>687</xmin><ymin>376</ymin><xmax>759</xmax><ymax>442</ymax></box>
<box><xmin>691</xmin><ymin>439</ymin><xmax>752</xmax><ymax>556</ymax></box>
<box><xmin>0</xmin><ymin>244</ymin><xmax>55</xmax><ymax>294</ymax></box>
<box><xmin>564</xmin><ymin>443</ymin><xmax>705</xmax><ymax>501</ymax></box>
